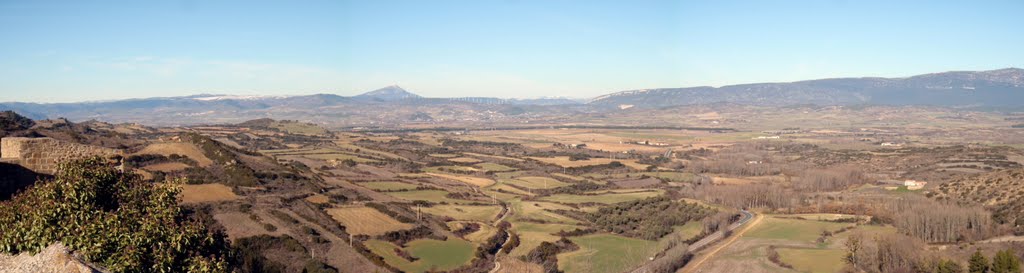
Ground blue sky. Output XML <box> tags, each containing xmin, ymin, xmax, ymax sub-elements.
<box><xmin>1</xmin><ymin>0</ymin><xmax>1022</xmax><ymax>102</ymax></box>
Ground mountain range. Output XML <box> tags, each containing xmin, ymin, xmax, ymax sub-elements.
<box><xmin>1</xmin><ymin>68</ymin><xmax>1022</xmax><ymax>126</ymax></box>
<box><xmin>589</xmin><ymin>68</ymin><xmax>1024</xmax><ymax>108</ymax></box>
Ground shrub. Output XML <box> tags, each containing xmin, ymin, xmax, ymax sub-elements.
<box><xmin>0</xmin><ymin>157</ymin><xmax>230</xmax><ymax>272</ymax></box>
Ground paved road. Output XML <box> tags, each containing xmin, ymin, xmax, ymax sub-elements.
<box><xmin>629</xmin><ymin>210</ymin><xmax>755</xmax><ymax>273</ymax></box>
<box><xmin>686</xmin><ymin>210</ymin><xmax>753</xmax><ymax>252</ymax></box>
<box><xmin>681</xmin><ymin>212</ymin><xmax>763</xmax><ymax>273</ymax></box>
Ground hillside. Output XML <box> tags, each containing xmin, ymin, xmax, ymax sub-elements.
<box><xmin>935</xmin><ymin>168</ymin><xmax>1024</xmax><ymax>234</ymax></box>
<box><xmin>589</xmin><ymin>68</ymin><xmax>1024</xmax><ymax>108</ymax></box>
<box><xmin>4</xmin><ymin>69</ymin><xmax>1022</xmax><ymax>127</ymax></box>
<box><xmin>354</xmin><ymin>85</ymin><xmax>423</xmax><ymax>101</ymax></box>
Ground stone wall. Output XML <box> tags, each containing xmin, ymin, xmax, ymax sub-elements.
<box><xmin>0</xmin><ymin>137</ymin><xmax>122</xmax><ymax>174</ymax></box>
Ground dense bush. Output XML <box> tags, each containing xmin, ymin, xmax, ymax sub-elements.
<box><xmin>588</xmin><ymin>196</ymin><xmax>712</xmax><ymax>240</ymax></box>
<box><xmin>0</xmin><ymin>157</ymin><xmax>230</xmax><ymax>272</ymax></box>
<box><xmin>523</xmin><ymin>237</ymin><xmax>578</xmax><ymax>273</ymax></box>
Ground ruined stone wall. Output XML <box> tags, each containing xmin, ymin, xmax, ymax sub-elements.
<box><xmin>0</xmin><ymin>137</ymin><xmax>122</xmax><ymax>174</ymax></box>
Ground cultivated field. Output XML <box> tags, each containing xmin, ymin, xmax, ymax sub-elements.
<box><xmin>365</xmin><ymin>238</ymin><xmax>475</xmax><ymax>273</ymax></box>
<box><xmin>421</xmin><ymin>204</ymin><xmax>502</xmax><ymax>222</ymax></box>
<box><xmin>326</xmin><ymin>206</ymin><xmax>414</xmax><ymax>236</ymax></box>
<box><xmin>557</xmin><ymin>233</ymin><xmax>659</xmax><ymax>273</ymax></box>
<box><xmin>179</xmin><ymin>183</ymin><xmax>240</xmax><ymax>203</ymax></box>
<box><xmin>137</xmin><ymin>142</ymin><xmax>214</xmax><ymax>166</ymax></box>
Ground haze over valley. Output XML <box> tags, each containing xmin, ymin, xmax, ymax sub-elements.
<box><xmin>1</xmin><ymin>1</ymin><xmax>1023</xmax><ymax>273</ymax></box>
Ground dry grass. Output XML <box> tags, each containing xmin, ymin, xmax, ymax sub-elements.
<box><xmin>327</xmin><ymin>206</ymin><xmax>414</xmax><ymax>236</ymax></box>
<box><xmin>142</xmin><ymin>162</ymin><xmax>190</xmax><ymax>172</ymax></box>
<box><xmin>305</xmin><ymin>194</ymin><xmax>330</xmax><ymax>204</ymax></box>
<box><xmin>495</xmin><ymin>255</ymin><xmax>544</xmax><ymax>273</ymax></box>
<box><xmin>214</xmin><ymin>212</ymin><xmax>282</xmax><ymax>241</ymax></box>
<box><xmin>179</xmin><ymin>183</ymin><xmax>240</xmax><ymax>203</ymax></box>
<box><xmin>137</xmin><ymin>142</ymin><xmax>214</xmax><ymax>167</ymax></box>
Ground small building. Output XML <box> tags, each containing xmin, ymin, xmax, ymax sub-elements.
<box><xmin>568</xmin><ymin>143</ymin><xmax>587</xmax><ymax>149</ymax></box>
<box><xmin>903</xmin><ymin>180</ymin><xmax>928</xmax><ymax>190</ymax></box>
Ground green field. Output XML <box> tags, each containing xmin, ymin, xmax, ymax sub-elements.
<box><xmin>744</xmin><ymin>216</ymin><xmax>855</xmax><ymax>243</ymax></box>
<box><xmin>494</xmin><ymin>171</ymin><xmax>527</xmax><ymax>179</ymax></box>
<box><xmin>669</xmin><ymin>221</ymin><xmax>703</xmax><ymax>243</ymax></box>
<box><xmin>539</xmin><ymin>190</ymin><xmax>664</xmax><ymax>204</ymax></box>
<box><xmin>385</xmin><ymin>190</ymin><xmax>473</xmax><ymax>204</ymax></box>
<box><xmin>421</xmin><ymin>165</ymin><xmax>480</xmax><ymax>173</ymax></box>
<box><xmin>270</xmin><ymin>121</ymin><xmax>329</xmax><ymax>136</ymax></box>
<box><xmin>510</xmin><ymin>222</ymin><xmax>583</xmax><ymax>257</ymax></box>
<box><xmin>507</xmin><ymin>199</ymin><xmax>580</xmax><ymax>224</ymax></box>
<box><xmin>487</xmin><ymin>184</ymin><xmax>534</xmax><ymax>196</ymax></box>
<box><xmin>360</xmin><ymin>181</ymin><xmax>419</xmax><ymax>191</ymax></box>
<box><xmin>421</xmin><ymin>204</ymin><xmax>502</xmax><ymax>222</ymax></box>
<box><xmin>474</xmin><ymin>162</ymin><xmax>516</xmax><ymax>172</ymax></box>
<box><xmin>708</xmin><ymin>218</ymin><xmax>897</xmax><ymax>273</ymax></box>
<box><xmin>777</xmin><ymin>248</ymin><xmax>846</xmax><ymax>273</ymax></box>
<box><xmin>483</xmin><ymin>189</ymin><xmax>524</xmax><ymax>202</ymax></box>
<box><xmin>557</xmin><ymin>234</ymin><xmax>659</xmax><ymax>273</ymax></box>
<box><xmin>365</xmin><ymin>238</ymin><xmax>474</xmax><ymax>273</ymax></box>
<box><xmin>334</xmin><ymin>143</ymin><xmax>406</xmax><ymax>160</ymax></box>
<box><xmin>500</xmin><ymin>176</ymin><xmax>569</xmax><ymax>189</ymax></box>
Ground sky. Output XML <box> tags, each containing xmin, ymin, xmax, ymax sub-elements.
<box><xmin>1</xmin><ymin>0</ymin><xmax>1022</xmax><ymax>103</ymax></box>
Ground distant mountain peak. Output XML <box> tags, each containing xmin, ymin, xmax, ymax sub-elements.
<box><xmin>355</xmin><ymin>85</ymin><xmax>422</xmax><ymax>100</ymax></box>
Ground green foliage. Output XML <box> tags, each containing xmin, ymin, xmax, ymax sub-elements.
<box><xmin>588</xmin><ymin>196</ymin><xmax>712</xmax><ymax>240</ymax></box>
<box><xmin>0</xmin><ymin>157</ymin><xmax>230</xmax><ymax>273</ymax></box>
<box><xmin>993</xmin><ymin>249</ymin><xmax>1022</xmax><ymax>273</ymax></box>
<box><xmin>936</xmin><ymin>259</ymin><xmax>964</xmax><ymax>273</ymax></box>
<box><xmin>970</xmin><ymin>250</ymin><xmax>990</xmax><ymax>273</ymax></box>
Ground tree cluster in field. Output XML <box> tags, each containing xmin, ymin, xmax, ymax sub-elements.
<box><xmin>501</xmin><ymin>232</ymin><xmax>520</xmax><ymax>254</ymax></box>
<box><xmin>440</xmin><ymin>139</ymin><xmax>527</xmax><ymax>154</ymax></box>
<box><xmin>937</xmin><ymin>169</ymin><xmax>1024</xmax><ymax>235</ymax></box>
<box><xmin>123</xmin><ymin>153</ymin><xmax>197</xmax><ymax>168</ymax></box>
<box><xmin>969</xmin><ymin>249</ymin><xmax>1023</xmax><ymax>273</ymax></box>
<box><xmin>230</xmin><ymin>235</ymin><xmax>337</xmax><ymax>273</ymax></box>
<box><xmin>878</xmin><ymin>195</ymin><xmax>994</xmax><ymax>243</ymax></box>
<box><xmin>536</xmin><ymin>181</ymin><xmax>603</xmax><ymax>195</ymax></box>
<box><xmin>844</xmin><ymin>232</ymin><xmax>1023</xmax><ymax>273</ymax></box>
<box><xmin>523</xmin><ymin>237</ymin><xmax>578</xmax><ymax>273</ymax></box>
<box><xmin>451</xmin><ymin>222</ymin><xmax>481</xmax><ymax>238</ymax></box>
<box><xmin>693</xmin><ymin>183</ymin><xmax>792</xmax><ymax>210</ymax></box>
<box><xmin>0</xmin><ymin>157</ymin><xmax>230</xmax><ymax>273</ymax></box>
<box><xmin>588</xmin><ymin>196</ymin><xmax>712</xmax><ymax>240</ymax></box>
<box><xmin>377</xmin><ymin>225</ymin><xmax>443</xmax><ymax>246</ymax></box>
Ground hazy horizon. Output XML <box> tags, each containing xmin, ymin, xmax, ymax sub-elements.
<box><xmin>2</xmin><ymin>0</ymin><xmax>1023</xmax><ymax>103</ymax></box>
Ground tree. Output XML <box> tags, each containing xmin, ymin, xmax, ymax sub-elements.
<box><xmin>970</xmin><ymin>250</ymin><xmax>990</xmax><ymax>273</ymax></box>
<box><xmin>0</xmin><ymin>157</ymin><xmax>230</xmax><ymax>273</ymax></box>
<box><xmin>937</xmin><ymin>259</ymin><xmax>964</xmax><ymax>273</ymax></box>
<box><xmin>992</xmin><ymin>249</ymin><xmax>1022</xmax><ymax>273</ymax></box>
<box><xmin>845</xmin><ymin>234</ymin><xmax>863</xmax><ymax>266</ymax></box>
